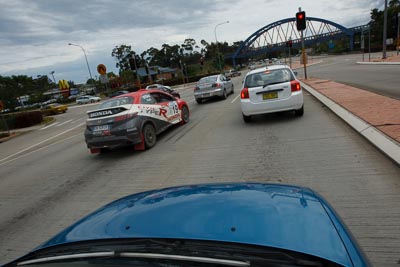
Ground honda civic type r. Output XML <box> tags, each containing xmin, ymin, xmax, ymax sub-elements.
<box><xmin>84</xmin><ymin>90</ymin><xmax>189</xmax><ymax>153</ymax></box>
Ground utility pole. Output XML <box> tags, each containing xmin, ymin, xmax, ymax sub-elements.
<box><xmin>397</xmin><ymin>12</ymin><xmax>400</xmax><ymax>55</ymax></box>
<box><xmin>382</xmin><ymin>0</ymin><xmax>388</xmax><ymax>59</ymax></box>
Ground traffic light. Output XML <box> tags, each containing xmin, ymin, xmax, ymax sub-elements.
<box><xmin>296</xmin><ymin>11</ymin><xmax>306</xmax><ymax>31</ymax></box>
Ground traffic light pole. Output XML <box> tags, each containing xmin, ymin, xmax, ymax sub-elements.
<box><xmin>301</xmin><ymin>30</ymin><xmax>307</xmax><ymax>79</ymax></box>
<box><xmin>299</xmin><ymin>8</ymin><xmax>307</xmax><ymax>80</ymax></box>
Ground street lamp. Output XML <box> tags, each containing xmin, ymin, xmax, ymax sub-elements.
<box><xmin>68</xmin><ymin>43</ymin><xmax>94</xmax><ymax>84</ymax></box>
<box><xmin>49</xmin><ymin>71</ymin><xmax>56</xmax><ymax>84</ymax></box>
<box><xmin>214</xmin><ymin>20</ymin><xmax>229</xmax><ymax>72</ymax></box>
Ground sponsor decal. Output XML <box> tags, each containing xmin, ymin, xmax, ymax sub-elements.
<box><xmin>89</xmin><ymin>110</ymin><xmax>113</xmax><ymax>118</ymax></box>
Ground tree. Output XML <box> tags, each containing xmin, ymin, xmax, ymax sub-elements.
<box><xmin>111</xmin><ymin>44</ymin><xmax>134</xmax><ymax>71</ymax></box>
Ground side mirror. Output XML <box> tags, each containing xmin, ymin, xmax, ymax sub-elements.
<box><xmin>226</xmin><ymin>77</ymin><xmax>231</xmax><ymax>81</ymax></box>
<box><xmin>293</xmin><ymin>71</ymin><xmax>298</xmax><ymax>76</ymax></box>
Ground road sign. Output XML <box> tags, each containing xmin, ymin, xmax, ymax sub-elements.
<box><xmin>0</xmin><ymin>100</ymin><xmax>4</xmax><ymax>111</ymax></box>
<box><xmin>99</xmin><ymin>74</ymin><xmax>109</xmax><ymax>84</ymax></box>
<box><xmin>97</xmin><ymin>64</ymin><xmax>107</xmax><ymax>75</ymax></box>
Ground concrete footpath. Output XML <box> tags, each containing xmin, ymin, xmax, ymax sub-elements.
<box><xmin>300</xmin><ymin>78</ymin><xmax>400</xmax><ymax>165</ymax></box>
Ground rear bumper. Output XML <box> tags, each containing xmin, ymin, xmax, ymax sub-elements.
<box><xmin>241</xmin><ymin>91</ymin><xmax>303</xmax><ymax>116</ymax></box>
<box><xmin>194</xmin><ymin>88</ymin><xmax>223</xmax><ymax>99</ymax></box>
<box><xmin>84</xmin><ymin>128</ymin><xmax>142</xmax><ymax>149</ymax></box>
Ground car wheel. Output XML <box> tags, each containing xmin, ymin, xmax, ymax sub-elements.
<box><xmin>221</xmin><ymin>89</ymin><xmax>227</xmax><ymax>100</ymax></box>
<box><xmin>196</xmin><ymin>98</ymin><xmax>202</xmax><ymax>104</ymax></box>
<box><xmin>143</xmin><ymin>123</ymin><xmax>157</xmax><ymax>149</ymax></box>
<box><xmin>295</xmin><ymin>105</ymin><xmax>304</xmax><ymax>117</ymax></box>
<box><xmin>242</xmin><ymin>113</ymin><xmax>252</xmax><ymax>123</ymax></box>
<box><xmin>181</xmin><ymin>105</ymin><xmax>189</xmax><ymax>124</ymax></box>
<box><xmin>90</xmin><ymin>99</ymin><xmax>95</xmax><ymax>103</ymax></box>
<box><xmin>231</xmin><ymin>85</ymin><xmax>234</xmax><ymax>94</ymax></box>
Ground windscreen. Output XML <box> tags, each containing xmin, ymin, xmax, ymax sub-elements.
<box><xmin>245</xmin><ymin>69</ymin><xmax>294</xmax><ymax>88</ymax></box>
<box><xmin>97</xmin><ymin>96</ymin><xmax>133</xmax><ymax>109</ymax></box>
<box><xmin>198</xmin><ymin>76</ymin><xmax>217</xmax><ymax>85</ymax></box>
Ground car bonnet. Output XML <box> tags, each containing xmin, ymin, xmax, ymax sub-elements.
<box><xmin>36</xmin><ymin>183</ymin><xmax>353</xmax><ymax>266</ymax></box>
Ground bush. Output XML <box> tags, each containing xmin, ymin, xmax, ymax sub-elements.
<box><xmin>0</xmin><ymin>114</ymin><xmax>16</xmax><ymax>130</ymax></box>
<box><xmin>14</xmin><ymin>111</ymin><xmax>43</xmax><ymax>129</ymax></box>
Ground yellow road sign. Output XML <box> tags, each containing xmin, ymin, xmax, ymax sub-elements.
<box><xmin>97</xmin><ymin>64</ymin><xmax>107</xmax><ymax>75</ymax></box>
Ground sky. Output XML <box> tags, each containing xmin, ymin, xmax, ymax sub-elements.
<box><xmin>0</xmin><ymin>0</ymin><xmax>383</xmax><ymax>84</ymax></box>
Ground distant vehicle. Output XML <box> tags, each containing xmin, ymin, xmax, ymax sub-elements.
<box><xmin>76</xmin><ymin>95</ymin><xmax>101</xmax><ymax>105</ymax></box>
<box><xmin>240</xmin><ymin>64</ymin><xmax>304</xmax><ymax>122</ymax></box>
<box><xmin>145</xmin><ymin>84</ymin><xmax>180</xmax><ymax>98</ymax></box>
<box><xmin>145</xmin><ymin>84</ymin><xmax>171</xmax><ymax>90</ymax></box>
<box><xmin>224</xmin><ymin>69</ymin><xmax>241</xmax><ymax>78</ymax></box>
<box><xmin>84</xmin><ymin>89</ymin><xmax>189</xmax><ymax>153</ymax></box>
<box><xmin>41</xmin><ymin>103</ymin><xmax>68</xmax><ymax>116</ymax></box>
<box><xmin>110</xmin><ymin>90</ymin><xmax>129</xmax><ymax>97</ymax></box>
<box><xmin>41</xmin><ymin>99</ymin><xmax>57</xmax><ymax>105</ymax></box>
<box><xmin>248</xmin><ymin>64</ymin><xmax>256</xmax><ymax>70</ymax></box>
<box><xmin>3</xmin><ymin>183</ymin><xmax>372</xmax><ymax>267</ymax></box>
<box><xmin>194</xmin><ymin>74</ymin><xmax>234</xmax><ymax>104</ymax></box>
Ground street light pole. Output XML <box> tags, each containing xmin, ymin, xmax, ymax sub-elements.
<box><xmin>214</xmin><ymin>21</ymin><xmax>229</xmax><ymax>72</ymax></box>
<box><xmin>382</xmin><ymin>0</ymin><xmax>388</xmax><ymax>59</ymax></box>
<box><xmin>68</xmin><ymin>43</ymin><xmax>94</xmax><ymax>84</ymax></box>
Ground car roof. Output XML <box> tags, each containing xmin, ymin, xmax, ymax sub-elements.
<box><xmin>246</xmin><ymin>64</ymin><xmax>291</xmax><ymax>76</ymax></box>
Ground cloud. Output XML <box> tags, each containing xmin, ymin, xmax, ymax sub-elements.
<box><xmin>0</xmin><ymin>0</ymin><xmax>380</xmax><ymax>83</ymax></box>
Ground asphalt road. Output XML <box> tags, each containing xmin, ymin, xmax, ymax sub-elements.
<box><xmin>1</xmin><ymin>74</ymin><xmax>400</xmax><ymax>266</ymax></box>
<box><xmin>295</xmin><ymin>53</ymin><xmax>400</xmax><ymax>100</ymax></box>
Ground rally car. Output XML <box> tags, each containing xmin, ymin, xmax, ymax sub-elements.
<box><xmin>84</xmin><ymin>89</ymin><xmax>189</xmax><ymax>153</ymax></box>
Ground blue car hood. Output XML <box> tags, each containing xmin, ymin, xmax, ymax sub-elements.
<box><xmin>39</xmin><ymin>183</ymin><xmax>353</xmax><ymax>266</ymax></box>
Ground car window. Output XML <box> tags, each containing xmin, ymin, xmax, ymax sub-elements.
<box><xmin>151</xmin><ymin>92</ymin><xmax>174</xmax><ymax>103</ymax></box>
<box><xmin>245</xmin><ymin>69</ymin><xmax>294</xmax><ymax>88</ymax></box>
<box><xmin>141</xmin><ymin>94</ymin><xmax>156</xmax><ymax>104</ymax></box>
<box><xmin>98</xmin><ymin>96</ymin><xmax>133</xmax><ymax>109</ymax></box>
<box><xmin>198</xmin><ymin>76</ymin><xmax>217</xmax><ymax>84</ymax></box>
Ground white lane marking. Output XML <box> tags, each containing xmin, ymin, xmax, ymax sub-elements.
<box><xmin>40</xmin><ymin>122</ymin><xmax>60</xmax><ymax>130</ymax></box>
<box><xmin>55</xmin><ymin>119</ymin><xmax>73</xmax><ymax>127</ymax></box>
<box><xmin>71</xmin><ymin>118</ymin><xmax>86</xmax><ymax>124</ymax></box>
<box><xmin>231</xmin><ymin>94</ymin><xmax>240</xmax><ymax>104</ymax></box>
<box><xmin>0</xmin><ymin>122</ymin><xmax>85</xmax><ymax>163</ymax></box>
<box><xmin>0</xmin><ymin>133</ymin><xmax>82</xmax><ymax>167</ymax></box>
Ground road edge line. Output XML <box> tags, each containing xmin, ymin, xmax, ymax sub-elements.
<box><xmin>301</xmin><ymin>82</ymin><xmax>400</xmax><ymax>165</ymax></box>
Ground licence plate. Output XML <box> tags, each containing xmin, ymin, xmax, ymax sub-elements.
<box><xmin>93</xmin><ymin>125</ymin><xmax>110</xmax><ymax>131</ymax></box>
<box><xmin>262</xmin><ymin>92</ymin><xmax>278</xmax><ymax>100</ymax></box>
<box><xmin>203</xmin><ymin>93</ymin><xmax>211</xmax><ymax>97</ymax></box>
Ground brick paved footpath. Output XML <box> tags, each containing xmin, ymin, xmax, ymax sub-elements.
<box><xmin>301</xmin><ymin>78</ymin><xmax>400</xmax><ymax>145</ymax></box>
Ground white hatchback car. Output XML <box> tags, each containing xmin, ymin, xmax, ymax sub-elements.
<box><xmin>240</xmin><ymin>65</ymin><xmax>303</xmax><ymax>122</ymax></box>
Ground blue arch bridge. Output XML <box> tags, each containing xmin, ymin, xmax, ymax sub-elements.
<box><xmin>228</xmin><ymin>17</ymin><xmax>369</xmax><ymax>67</ymax></box>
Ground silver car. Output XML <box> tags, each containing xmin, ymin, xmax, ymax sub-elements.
<box><xmin>194</xmin><ymin>74</ymin><xmax>234</xmax><ymax>104</ymax></box>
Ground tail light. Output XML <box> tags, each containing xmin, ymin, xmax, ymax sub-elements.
<box><xmin>212</xmin><ymin>83</ymin><xmax>221</xmax><ymax>88</ymax></box>
<box><xmin>241</xmin><ymin>88</ymin><xmax>249</xmax><ymax>99</ymax></box>
<box><xmin>291</xmin><ymin>80</ymin><xmax>301</xmax><ymax>92</ymax></box>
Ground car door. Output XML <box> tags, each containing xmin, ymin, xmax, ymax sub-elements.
<box><xmin>151</xmin><ymin>92</ymin><xmax>181</xmax><ymax>125</ymax></box>
<box><xmin>221</xmin><ymin>75</ymin><xmax>233</xmax><ymax>94</ymax></box>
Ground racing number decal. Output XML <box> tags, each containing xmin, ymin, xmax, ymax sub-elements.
<box><xmin>166</xmin><ymin>101</ymin><xmax>181</xmax><ymax>123</ymax></box>
<box><xmin>169</xmin><ymin>101</ymin><xmax>179</xmax><ymax>115</ymax></box>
